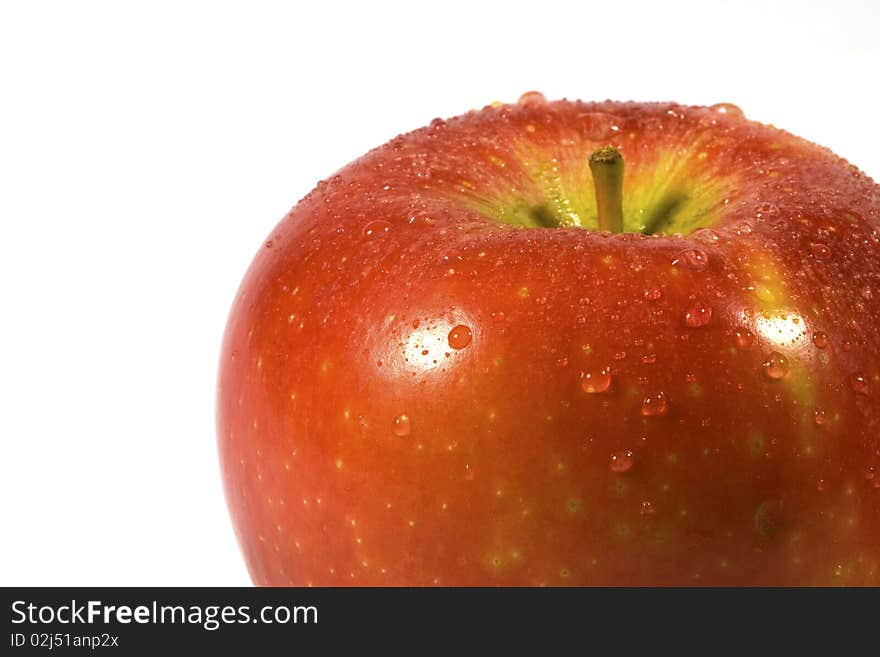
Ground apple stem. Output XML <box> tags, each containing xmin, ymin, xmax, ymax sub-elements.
<box><xmin>589</xmin><ymin>145</ymin><xmax>624</xmax><ymax>233</ymax></box>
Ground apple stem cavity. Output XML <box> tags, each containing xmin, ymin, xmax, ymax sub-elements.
<box><xmin>589</xmin><ymin>145</ymin><xmax>624</xmax><ymax>234</ymax></box>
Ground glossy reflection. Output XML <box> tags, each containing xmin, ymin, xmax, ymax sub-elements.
<box><xmin>377</xmin><ymin>313</ymin><xmax>477</xmax><ymax>377</ymax></box>
<box><xmin>754</xmin><ymin>312</ymin><xmax>806</xmax><ymax>348</ymax></box>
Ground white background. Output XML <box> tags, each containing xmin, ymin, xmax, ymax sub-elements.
<box><xmin>1</xmin><ymin>0</ymin><xmax>877</xmax><ymax>585</ymax></box>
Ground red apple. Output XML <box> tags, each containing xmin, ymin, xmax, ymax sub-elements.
<box><xmin>217</xmin><ymin>94</ymin><xmax>880</xmax><ymax>586</ymax></box>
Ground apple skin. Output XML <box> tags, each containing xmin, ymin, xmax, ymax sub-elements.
<box><xmin>217</xmin><ymin>99</ymin><xmax>880</xmax><ymax>586</ymax></box>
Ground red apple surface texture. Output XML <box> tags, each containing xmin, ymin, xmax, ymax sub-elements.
<box><xmin>217</xmin><ymin>96</ymin><xmax>880</xmax><ymax>585</ymax></box>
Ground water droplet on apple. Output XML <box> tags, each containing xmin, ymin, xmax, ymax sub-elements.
<box><xmin>710</xmin><ymin>102</ymin><xmax>744</xmax><ymax>118</ymax></box>
<box><xmin>809</xmin><ymin>243</ymin><xmax>831</xmax><ymax>259</ymax></box>
<box><xmin>860</xmin><ymin>285</ymin><xmax>873</xmax><ymax>301</ymax></box>
<box><xmin>641</xmin><ymin>392</ymin><xmax>669</xmax><ymax>417</ymax></box>
<box><xmin>517</xmin><ymin>90</ymin><xmax>547</xmax><ymax>105</ymax></box>
<box><xmin>578</xmin><ymin>112</ymin><xmax>620</xmax><ymax>140</ymax></box>
<box><xmin>692</xmin><ymin>228</ymin><xmax>721</xmax><ymax>243</ymax></box>
<box><xmin>849</xmin><ymin>372</ymin><xmax>869</xmax><ymax>395</ymax></box>
<box><xmin>814</xmin><ymin>408</ymin><xmax>828</xmax><ymax>426</ymax></box>
<box><xmin>812</xmin><ymin>331</ymin><xmax>828</xmax><ymax>349</ymax></box>
<box><xmin>683</xmin><ymin>301</ymin><xmax>712</xmax><ymax>328</ymax></box>
<box><xmin>363</xmin><ymin>220</ymin><xmax>392</xmax><ymax>239</ymax></box>
<box><xmin>640</xmin><ymin>500</ymin><xmax>655</xmax><ymax>515</ymax></box>
<box><xmin>392</xmin><ymin>414</ymin><xmax>411</xmax><ymax>437</ymax></box>
<box><xmin>734</xmin><ymin>221</ymin><xmax>753</xmax><ymax>236</ymax></box>
<box><xmin>447</xmin><ymin>325</ymin><xmax>473</xmax><ymax>350</ymax></box>
<box><xmin>817</xmin><ymin>478</ymin><xmax>826</xmax><ymax>492</ymax></box>
<box><xmin>641</xmin><ymin>353</ymin><xmax>657</xmax><ymax>364</ymax></box>
<box><xmin>754</xmin><ymin>499</ymin><xmax>783</xmax><ymax>537</ymax></box>
<box><xmin>735</xmin><ymin>328</ymin><xmax>755</xmax><ymax>350</ymax></box>
<box><xmin>610</xmin><ymin>450</ymin><xmax>633</xmax><ymax>473</ymax></box>
<box><xmin>643</xmin><ymin>287</ymin><xmax>662</xmax><ymax>301</ymax></box>
<box><xmin>762</xmin><ymin>352</ymin><xmax>789</xmax><ymax>380</ymax></box>
<box><xmin>672</xmin><ymin>248</ymin><xmax>710</xmax><ymax>271</ymax></box>
<box><xmin>581</xmin><ymin>366</ymin><xmax>612</xmax><ymax>394</ymax></box>
<box><xmin>755</xmin><ymin>203</ymin><xmax>780</xmax><ymax>220</ymax></box>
